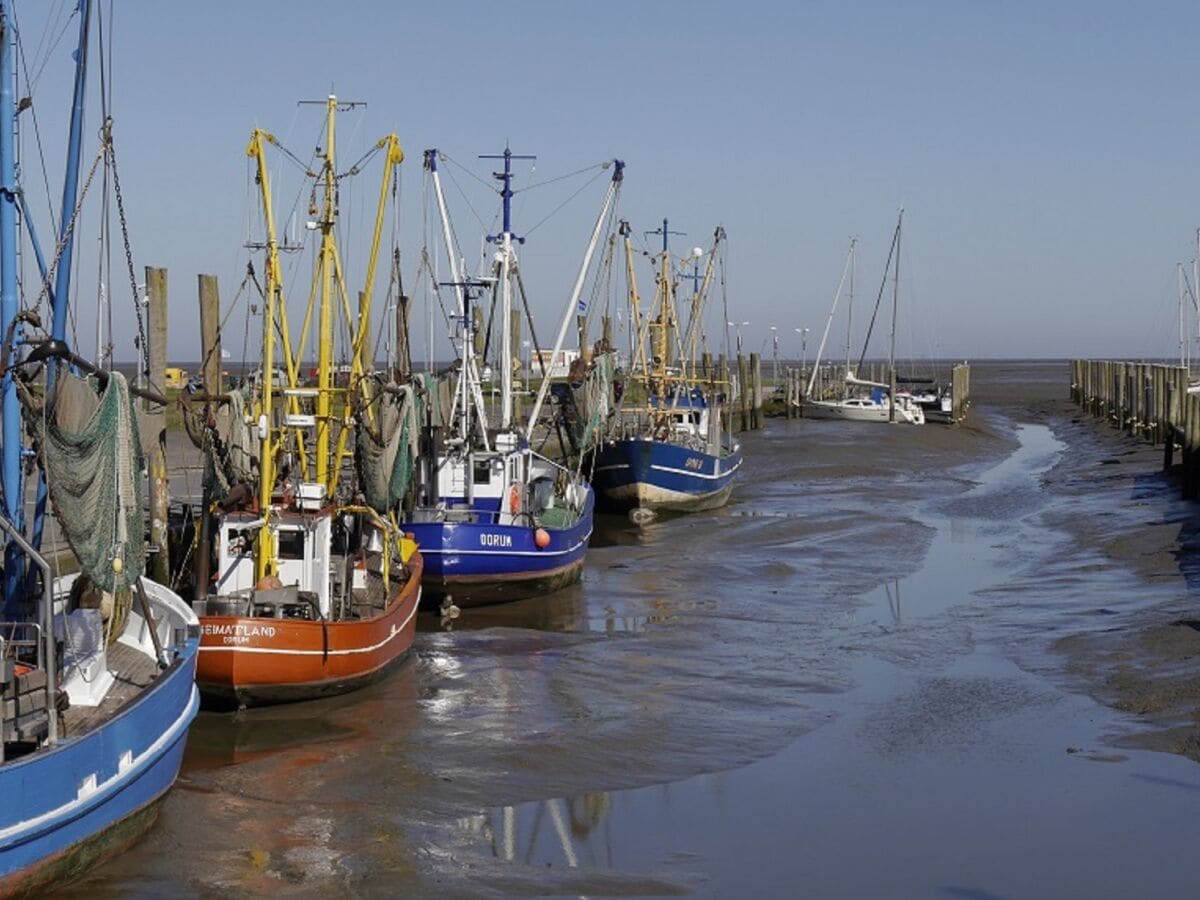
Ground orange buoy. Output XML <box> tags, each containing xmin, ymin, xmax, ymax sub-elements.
<box><xmin>534</xmin><ymin>528</ymin><xmax>551</xmax><ymax>549</ymax></box>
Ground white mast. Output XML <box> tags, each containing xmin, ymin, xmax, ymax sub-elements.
<box><xmin>525</xmin><ymin>160</ymin><xmax>625</xmax><ymax>442</ymax></box>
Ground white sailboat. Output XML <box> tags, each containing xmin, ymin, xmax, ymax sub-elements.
<box><xmin>800</xmin><ymin>211</ymin><xmax>925</xmax><ymax>425</ymax></box>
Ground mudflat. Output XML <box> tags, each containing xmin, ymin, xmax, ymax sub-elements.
<box><xmin>61</xmin><ymin>359</ymin><xmax>1200</xmax><ymax>898</ymax></box>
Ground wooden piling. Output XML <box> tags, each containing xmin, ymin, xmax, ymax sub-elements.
<box><xmin>737</xmin><ymin>353</ymin><xmax>750</xmax><ymax>432</ymax></box>
<box><xmin>145</xmin><ymin>266</ymin><xmax>169</xmax><ymax>586</ymax></box>
<box><xmin>750</xmin><ymin>352</ymin><xmax>763</xmax><ymax>429</ymax></box>
<box><xmin>198</xmin><ymin>274</ymin><xmax>222</xmax><ymax>394</ymax></box>
<box><xmin>395</xmin><ymin>293</ymin><xmax>411</xmax><ymax>378</ymax></box>
<box><xmin>718</xmin><ymin>355</ymin><xmax>732</xmax><ymax>435</ymax></box>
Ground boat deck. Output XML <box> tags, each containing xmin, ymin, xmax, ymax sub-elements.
<box><xmin>61</xmin><ymin>642</ymin><xmax>161</xmax><ymax>738</ymax></box>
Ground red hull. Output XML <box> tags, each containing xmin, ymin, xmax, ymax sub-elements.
<box><xmin>196</xmin><ymin>554</ymin><xmax>423</xmax><ymax>706</ymax></box>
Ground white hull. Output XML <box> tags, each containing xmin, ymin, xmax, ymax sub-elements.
<box><xmin>800</xmin><ymin>398</ymin><xmax>925</xmax><ymax>425</ymax></box>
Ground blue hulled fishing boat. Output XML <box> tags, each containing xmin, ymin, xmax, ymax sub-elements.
<box><xmin>0</xmin><ymin>3</ymin><xmax>198</xmax><ymax>893</ymax></box>
<box><xmin>591</xmin><ymin>388</ymin><xmax>742</xmax><ymax>512</ymax></box>
<box><xmin>590</xmin><ymin>221</ymin><xmax>742</xmax><ymax>517</ymax></box>
<box><xmin>403</xmin><ymin>149</ymin><xmax>623</xmax><ymax>609</ymax></box>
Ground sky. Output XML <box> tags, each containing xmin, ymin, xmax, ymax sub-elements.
<box><xmin>12</xmin><ymin>0</ymin><xmax>1200</xmax><ymax>366</ymax></box>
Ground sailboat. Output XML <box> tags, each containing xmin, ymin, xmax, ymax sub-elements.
<box><xmin>190</xmin><ymin>98</ymin><xmax>423</xmax><ymax>706</ymax></box>
<box><xmin>589</xmin><ymin>220</ymin><xmax>743</xmax><ymax>515</ymax></box>
<box><xmin>1</xmin><ymin>3</ymin><xmax>199</xmax><ymax>892</ymax></box>
<box><xmin>801</xmin><ymin>212</ymin><xmax>926</xmax><ymax>425</ymax></box>
<box><xmin>400</xmin><ymin>149</ymin><xmax>623</xmax><ymax>609</ymax></box>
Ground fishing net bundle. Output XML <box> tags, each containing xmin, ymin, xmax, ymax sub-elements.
<box><xmin>568</xmin><ymin>351</ymin><xmax>614</xmax><ymax>454</ymax></box>
<box><xmin>25</xmin><ymin>369</ymin><xmax>144</xmax><ymax>597</ymax></box>
<box><xmin>355</xmin><ymin>384</ymin><xmax>421</xmax><ymax>513</ymax></box>
<box><xmin>182</xmin><ymin>389</ymin><xmax>259</xmax><ymax>498</ymax></box>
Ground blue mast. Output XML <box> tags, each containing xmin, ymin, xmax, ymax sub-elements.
<box><xmin>1</xmin><ymin>1</ymin><xmax>23</xmax><ymax>611</ymax></box>
<box><xmin>29</xmin><ymin>0</ymin><xmax>91</xmax><ymax>564</ymax></box>
<box><xmin>51</xmin><ymin>0</ymin><xmax>91</xmax><ymax>344</ymax></box>
<box><xmin>480</xmin><ymin>146</ymin><xmax>534</xmax><ymax>244</ymax></box>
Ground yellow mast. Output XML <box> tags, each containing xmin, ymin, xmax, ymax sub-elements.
<box><xmin>314</xmin><ymin>96</ymin><xmax>338</xmax><ymax>489</ymax></box>
<box><xmin>247</xmin><ymin>128</ymin><xmax>281</xmax><ymax>580</ymax></box>
<box><xmin>331</xmin><ymin>133</ymin><xmax>404</xmax><ymax>473</ymax></box>
<box><xmin>620</xmin><ymin>221</ymin><xmax>651</xmax><ymax>384</ymax></box>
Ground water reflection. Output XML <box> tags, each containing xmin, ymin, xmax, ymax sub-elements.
<box><xmin>475</xmin><ymin>792</ymin><xmax>613</xmax><ymax>870</ymax></box>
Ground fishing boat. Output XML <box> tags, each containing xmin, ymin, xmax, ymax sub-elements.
<box><xmin>401</xmin><ymin>149</ymin><xmax>623</xmax><ymax>609</ymax></box>
<box><xmin>1</xmin><ymin>3</ymin><xmax>199</xmax><ymax>893</ymax></box>
<box><xmin>589</xmin><ymin>220</ymin><xmax>742</xmax><ymax>515</ymax></box>
<box><xmin>190</xmin><ymin>98</ymin><xmax>422</xmax><ymax>706</ymax></box>
<box><xmin>800</xmin><ymin>212</ymin><xmax>926</xmax><ymax>425</ymax></box>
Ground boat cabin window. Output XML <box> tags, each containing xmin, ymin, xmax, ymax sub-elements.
<box><xmin>226</xmin><ymin>529</ymin><xmax>255</xmax><ymax>557</ymax></box>
<box><xmin>277</xmin><ymin>529</ymin><xmax>306</xmax><ymax>561</ymax></box>
<box><xmin>473</xmin><ymin>460</ymin><xmax>491</xmax><ymax>485</ymax></box>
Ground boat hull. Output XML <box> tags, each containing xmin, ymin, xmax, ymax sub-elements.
<box><xmin>0</xmin><ymin>644</ymin><xmax>199</xmax><ymax>898</ymax></box>
<box><xmin>801</xmin><ymin>399</ymin><xmax>924</xmax><ymax>424</ymax></box>
<box><xmin>405</xmin><ymin>491</ymin><xmax>594</xmax><ymax>609</ymax></box>
<box><xmin>590</xmin><ymin>438</ymin><xmax>743</xmax><ymax>513</ymax></box>
<box><xmin>195</xmin><ymin>554</ymin><xmax>423</xmax><ymax>707</ymax></box>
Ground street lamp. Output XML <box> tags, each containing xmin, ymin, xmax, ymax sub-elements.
<box><xmin>795</xmin><ymin>327</ymin><xmax>810</xmax><ymax>383</ymax></box>
<box><xmin>769</xmin><ymin>326</ymin><xmax>779</xmax><ymax>385</ymax></box>
<box><xmin>727</xmin><ymin>320</ymin><xmax>749</xmax><ymax>355</ymax></box>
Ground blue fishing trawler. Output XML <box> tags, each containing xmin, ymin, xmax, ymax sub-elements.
<box><xmin>590</xmin><ymin>221</ymin><xmax>742</xmax><ymax>516</ymax></box>
<box><xmin>0</xmin><ymin>3</ymin><xmax>199</xmax><ymax>893</ymax></box>
<box><xmin>402</xmin><ymin>149</ymin><xmax>622</xmax><ymax>609</ymax></box>
<box><xmin>591</xmin><ymin>388</ymin><xmax>742</xmax><ymax>512</ymax></box>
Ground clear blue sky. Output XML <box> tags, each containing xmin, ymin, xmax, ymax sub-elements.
<box><xmin>17</xmin><ymin>0</ymin><xmax>1200</xmax><ymax>364</ymax></box>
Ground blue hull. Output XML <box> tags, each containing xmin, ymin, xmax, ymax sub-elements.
<box><xmin>0</xmin><ymin>641</ymin><xmax>199</xmax><ymax>896</ymax></box>
<box><xmin>591</xmin><ymin>438</ymin><xmax>743</xmax><ymax>512</ymax></box>
<box><xmin>404</xmin><ymin>489</ymin><xmax>594</xmax><ymax>608</ymax></box>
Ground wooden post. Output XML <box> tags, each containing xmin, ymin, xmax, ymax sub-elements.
<box><xmin>198</xmin><ymin>274</ymin><xmax>222</xmax><ymax>394</ymax></box>
<box><xmin>1183</xmin><ymin>389</ymin><xmax>1195</xmax><ymax>498</ymax></box>
<box><xmin>145</xmin><ymin>266</ymin><xmax>169</xmax><ymax>586</ymax></box>
<box><xmin>737</xmin><ymin>353</ymin><xmax>750</xmax><ymax>432</ymax></box>
<box><xmin>576</xmin><ymin>313</ymin><xmax>588</xmax><ymax>360</ymax></box>
<box><xmin>1165</xmin><ymin>383</ymin><xmax>1176</xmax><ymax>469</ymax></box>
<box><xmin>719</xmin><ymin>354</ymin><xmax>732</xmax><ymax>434</ymax></box>
<box><xmin>1188</xmin><ymin>394</ymin><xmax>1200</xmax><ymax>500</ymax></box>
<box><xmin>750</xmin><ymin>352</ymin><xmax>763</xmax><ymax>429</ymax></box>
<box><xmin>395</xmin><ymin>293</ymin><xmax>411</xmax><ymax>378</ymax></box>
<box><xmin>195</xmin><ymin>274</ymin><xmax>221</xmax><ymax>604</ymax></box>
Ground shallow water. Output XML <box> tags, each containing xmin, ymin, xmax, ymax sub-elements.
<box><xmin>62</xmin><ymin>362</ymin><xmax>1200</xmax><ymax>898</ymax></box>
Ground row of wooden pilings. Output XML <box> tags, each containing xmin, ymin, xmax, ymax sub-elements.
<box><xmin>1069</xmin><ymin>359</ymin><xmax>1200</xmax><ymax>497</ymax></box>
<box><xmin>697</xmin><ymin>351</ymin><xmax>764</xmax><ymax>433</ymax></box>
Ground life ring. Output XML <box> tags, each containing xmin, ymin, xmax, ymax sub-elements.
<box><xmin>509</xmin><ymin>483</ymin><xmax>521</xmax><ymax>514</ymax></box>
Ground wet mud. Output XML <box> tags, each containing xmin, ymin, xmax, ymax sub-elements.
<box><xmin>58</xmin><ymin>361</ymin><xmax>1200</xmax><ymax>898</ymax></box>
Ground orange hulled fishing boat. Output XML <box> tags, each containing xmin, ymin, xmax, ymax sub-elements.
<box><xmin>190</xmin><ymin>96</ymin><xmax>423</xmax><ymax>706</ymax></box>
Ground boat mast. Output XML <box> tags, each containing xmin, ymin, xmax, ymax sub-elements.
<box><xmin>29</xmin><ymin>0</ymin><xmax>92</xmax><ymax>565</ymax></box>
<box><xmin>889</xmin><ymin>208</ymin><xmax>903</xmax><ymax>423</ymax></box>
<box><xmin>314</xmin><ymin>97</ymin><xmax>340</xmax><ymax>486</ymax></box>
<box><xmin>525</xmin><ymin>159</ymin><xmax>624</xmax><ymax>442</ymax></box>
<box><xmin>246</xmin><ymin>128</ymin><xmax>284</xmax><ymax>581</ymax></box>
<box><xmin>426</xmin><ymin>149</ymin><xmax>489</xmax><ymax>449</ymax></box>
<box><xmin>1180</xmin><ymin>262</ymin><xmax>1186</xmax><ymax>369</ymax></box>
<box><xmin>1</xmin><ymin>3</ymin><xmax>23</xmax><ymax>609</ymax></box>
<box><xmin>845</xmin><ymin>238</ymin><xmax>855</xmax><ymax>375</ymax></box>
<box><xmin>481</xmin><ymin>147</ymin><xmax>534</xmax><ymax>432</ymax></box>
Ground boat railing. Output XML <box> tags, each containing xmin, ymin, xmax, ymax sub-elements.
<box><xmin>0</xmin><ymin>513</ymin><xmax>57</xmax><ymax>745</ymax></box>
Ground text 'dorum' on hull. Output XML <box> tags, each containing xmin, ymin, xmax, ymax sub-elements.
<box><xmin>406</xmin><ymin>489</ymin><xmax>594</xmax><ymax>609</ymax></box>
